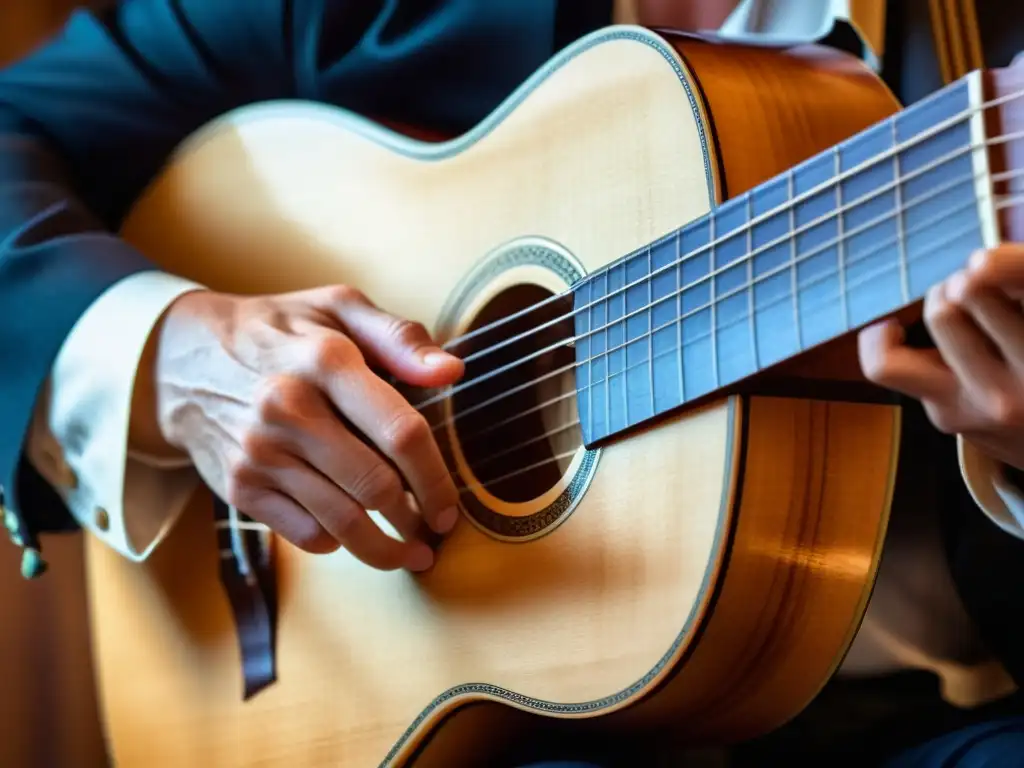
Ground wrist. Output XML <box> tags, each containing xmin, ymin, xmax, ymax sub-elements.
<box><xmin>129</xmin><ymin>288</ymin><xmax>214</xmax><ymax>458</ymax></box>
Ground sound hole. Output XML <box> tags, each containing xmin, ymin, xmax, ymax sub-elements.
<box><xmin>452</xmin><ymin>284</ymin><xmax>582</xmax><ymax>504</ymax></box>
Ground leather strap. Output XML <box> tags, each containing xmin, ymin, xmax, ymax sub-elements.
<box><xmin>213</xmin><ymin>497</ymin><xmax>278</xmax><ymax>700</ymax></box>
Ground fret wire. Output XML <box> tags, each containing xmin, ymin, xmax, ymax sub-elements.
<box><xmin>745</xmin><ymin>193</ymin><xmax>759</xmax><ymax>370</ymax></box>
<box><xmin>623</xmin><ymin>196</ymin><xmax>981</xmax><ymax>374</ymax></box>
<box><xmin>425</xmin><ymin>114</ymin><xmax>1024</xmax><ymax>426</ymax></box>
<box><xmin>788</xmin><ymin>168</ymin><xmax>802</xmax><ymax>351</ymax></box>
<box><xmin>710</xmin><ymin>211</ymin><xmax>720</xmax><ymax>387</ymax></box>
<box><xmin>586</xmin><ymin>279</ymin><xmax>594</xmax><ymax>438</ymax></box>
<box><xmin>675</xmin><ymin>231</ymin><xmax>685</xmax><ymax>404</ymax></box>
<box><xmin>892</xmin><ymin>119</ymin><xmax>911</xmax><ymax>301</ymax></box>
<box><xmin>445</xmin><ymin>181</ymin><xmax>999</xmax><ymax>444</ymax></box>
<box><xmin>472</xmin><ymin>213</ymin><xmax>991</xmax><ymax>482</ymax></box>
<box><xmin>585</xmin><ymin>188</ymin><xmax>981</xmax><ymax>414</ymax></box>
<box><xmin>580</xmin><ymin>211</ymin><xmax>984</xmax><ymax>397</ymax></box>
<box><xmin>647</xmin><ymin>244</ymin><xmax>655</xmax><ymax>417</ymax></box>
<box><xmin>444</xmin><ymin>124</ymin><xmax>1008</xmax><ymax>386</ymax></box>
<box><xmin>834</xmin><ymin>146</ymin><xmax>850</xmax><ymax>330</ymax></box>
<box><xmin>579</xmin><ymin>166</ymin><xmax>978</xmax><ymax>365</ymax></box>
<box><xmin>603</xmin><ymin>268</ymin><xmax>611</xmax><ymax>439</ymax></box>
<box><xmin>620</xmin><ymin>265</ymin><xmax>629</xmax><ymax>429</ymax></box>
<box><xmin>435</xmin><ymin>163</ymin><xmax>986</xmax><ymax>428</ymax></box>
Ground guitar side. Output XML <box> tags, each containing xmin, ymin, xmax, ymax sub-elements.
<box><xmin>86</xmin><ymin>27</ymin><xmax>902</xmax><ymax>767</ymax></box>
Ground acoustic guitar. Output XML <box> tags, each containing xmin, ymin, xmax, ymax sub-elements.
<box><xmin>85</xmin><ymin>24</ymin><xmax>1024</xmax><ymax>767</ymax></box>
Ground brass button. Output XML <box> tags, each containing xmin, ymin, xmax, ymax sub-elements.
<box><xmin>94</xmin><ymin>507</ymin><xmax>110</xmax><ymax>532</ymax></box>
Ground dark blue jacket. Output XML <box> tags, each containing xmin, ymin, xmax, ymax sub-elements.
<box><xmin>0</xmin><ymin>0</ymin><xmax>609</xmax><ymax>558</ymax></box>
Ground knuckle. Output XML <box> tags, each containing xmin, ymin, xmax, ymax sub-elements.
<box><xmin>326</xmin><ymin>284</ymin><xmax>366</xmax><ymax>306</ymax></box>
<box><xmin>382</xmin><ymin>410</ymin><xmax>431</xmax><ymax>456</ymax></box>
<box><xmin>423</xmin><ymin>473</ymin><xmax>459</xmax><ymax>510</ymax></box>
<box><xmin>860</xmin><ymin>357</ymin><xmax>886</xmax><ymax>385</ymax></box>
<box><xmin>967</xmin><ymin>247</ymin><xmax>996</xmax><ymax>278</ymax></box>
<box><xmin>386</xmin><ymin>317</ymin><xmax>429</xmax><ymax>346</ymax></box>
<box><xmin>923</xmin><ymin>286</ymin><xmax>956</xmax><ymax>328</ymax></box>
<box><xmin>312</xmin><ymin>334</ymin><xmax>361</xmax><ymax>373</ymax></box>
<box><xmin>925</xmin><ymin>404</ymin><xmax>959</xmax><ymax>435</ymax></box>
<box><xmin>954</xmin><ymin>271</ymin><xmax>985</xmax><ymax>303</ymax></box>
<box><xmin>327</xmin><ymin>503</ymin><xmax>364</xmax><ymax>540</ymax></box>
<box><xmin>984</xmin><ymin>393</ymin><xmax>1024</xmax><ymax>428</ymax></box>
<box><xmin>254</xmin><ymin>375</ymin><xmax>311</xmax><ymax>422</ymax></box>
<box><xmin>349</xmin><ymin>461</ymin><xmax>404</xmax><ymax>509</ymax></box>
<box><xmin>288</xmin><ymin>517</ymin><xmax>335</xmax><ymax>554</ymax></box>
<box><xmin>859</xmin><ymin>350</ymin><xmax>890</xmax><ymax>385</ymax></box>
<box><xmin>238</xmin><ymin>428</ymin><xmax>278</xmax><ymax>463</ymax></box>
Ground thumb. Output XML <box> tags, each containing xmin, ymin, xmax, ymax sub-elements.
<box><xmin>322</xmin><ymin>289</ymin><xmax>464</xmax><ymax>387</ymax></box>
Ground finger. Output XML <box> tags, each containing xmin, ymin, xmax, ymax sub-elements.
<box><xmin>196</xmin><ymin>434</ymin><xmax>340</xmax><ymax>555</ymax></box>
<box><xmin>962</xmin><ymin>245</ymin><xmax>1024</xmax><ymax>301</ymax></box>
<box><xmin>283</xmin><ymin>402</ymin><xmax>435</xmax><ymax>542</ymax></box>
<box><xmin>274</xmin><ymin>460</ymin><xmax>434</xmax><ymax>572</ymax></box>
<box><xmin>315</xmin><ymin>351</ymin><xmax>460</xmax><ymax>535</ymax></box>
<box><xmin>239</xmin><ymin>488</ymin><xmax>339</xmax><ymax>555</ymax></box>
<box><xmin>924</xmin><ymin>279</ymin><xmax>1012</xmax><ymax>400</ymax></box>
<box><xmin>947</xmin><ymin>267</ymin><xmax>1024</xmax><ymax>371</ymax></box>
<box><xmin>858</xmin><ymin>318</ymin><xmax>958</xmax><ymax>401</ymax></box>
<box><xmin>316</xmin><ymin>286</ymin><xmax>464</xmax><ymax>388</ymax></box>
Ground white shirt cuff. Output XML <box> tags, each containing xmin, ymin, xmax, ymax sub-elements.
<box><xmin>958</xmin><ymin>435</ymin><xmax>1024</xmax><ymax>540</ymax></box>
<box><xmin>25</xmin><ymin>271</ymin><xmax>205</xmax><ymax>561</ymax></box>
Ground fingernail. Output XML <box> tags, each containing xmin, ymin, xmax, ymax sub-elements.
<box><xmin>968</xmin><ymin>249</ymin><xmax>987</xmax><ymax>271</ymax></box>
<box><xmin>421</xmin><ymin>348</ymin><xmax>456</xmax><ymax>366</ymax></box>
<box><xmin>947</xmin><ymin>271</ymin><xmax>968</xmax><ymax>301</ymax></box>
<box><xmin>407</xmin><ymin>544</ymin><xmax>434</xmax><ymax>573</ymax></box>
<box><xmin>435</xmin><ymin>506</ymin><xmax>459</xmax><ymax>534</ymax></box>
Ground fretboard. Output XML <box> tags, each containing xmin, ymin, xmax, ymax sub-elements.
<box><xmin>573</xmin><ymin>74</ymin><xmax>997</xmax><ymax>447</ymax></box>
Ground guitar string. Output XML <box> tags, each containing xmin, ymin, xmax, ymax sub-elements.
<box><xmin>434</xmin><ymin>82</ymin><xmax>1024</xmax><ymax>365</ymax></box>
<box><xmin>219</xmin><ymin>182</ymin><xmax>1024</xmax><ymax>539</ymax></box>
<box><xmin>222</xmin><ymin>86</ymin><xmax>1024</xmax><ymax>540</ymax></box>
<box><xmin>439</xmin><ymin>82</ymin><xmax>1024</xmax><ymax>361</ymax></box>
<box><xmin>449</xmin><ymin>186</ymin><xmax>1024</xmax><ymax>475</ymax></box>
<box><xmin>414</xmin><ymin>125</ymin><xmax>1024</xmax><ymax>414</ymax></box>
<box><xmin>421</xmin><ymin>159</ymin><xmax>1018</xmax><ymax>435</ymax></box>
<box><xmin>453</xmin><ymin>196</ymin><xmax>1024</xmax><ymax>494</ymax></box>
<box><xmin>437</xmin><ymin>182</ymin><xmax>982</xmax><ymax>439</ymax></box>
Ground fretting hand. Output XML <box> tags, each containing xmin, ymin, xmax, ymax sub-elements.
<box><xmin>137</xmin><ymin>285</ymin><xmax>464</xmax><ymax>572</ymax></box>
<box><xmin>859</xmin><ymin>243</ymin><xmax>1024</xmax><ymax>471</ymax></box>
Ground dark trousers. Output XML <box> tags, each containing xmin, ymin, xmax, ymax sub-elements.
<box><xmin>883</xmin><ymin>716</ymin><xmax>1024</xmax><ymax>766</ymax></box>
<box><xmin>521</xmin><ymin>715</ymin><xmax>1024</xmax><ymax>766</ymax></box>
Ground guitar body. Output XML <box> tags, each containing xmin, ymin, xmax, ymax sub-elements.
<box><xmin>88</xmin><ymin>27</ymin><xmax>904</xmax><ymax>767</ymax></box>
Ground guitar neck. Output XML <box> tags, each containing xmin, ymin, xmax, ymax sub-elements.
<box><xmin>573</xmin><ymin>69</ymin><xmax>1013</xmax><ymax>447</ymax></box>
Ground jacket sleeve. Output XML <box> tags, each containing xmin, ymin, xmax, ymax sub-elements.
<box><xmin>0</xmin><ymin>0</ymin><xmax>309</xmax><ymax>578</ymax></box>
<box><xmin>0</xmin><ymin>0</ymin><xmax>559</xmax><ymax>578</ymax></box>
